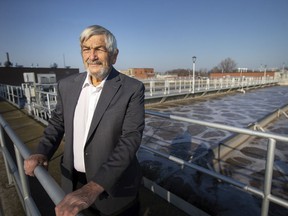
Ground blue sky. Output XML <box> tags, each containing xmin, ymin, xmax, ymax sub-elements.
<box><xmin>0</xmin><ymin>0</ymin><xmax>287</xmax><ymax>72</ymax></box>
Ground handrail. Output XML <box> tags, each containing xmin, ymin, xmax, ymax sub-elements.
<box><xmin>144</xmin><ymin>110</ymin><xmax>288</xmax><ymax>216</ymax></box>
<box><xmin>0</xmin><ymin>115</ymin><xmax>84</xmax><ymax>216</ymax></box>
<box><xmin>145</xmin><ymin>110</ymin><xmax>288</xmax><ymax>142</ymax></box>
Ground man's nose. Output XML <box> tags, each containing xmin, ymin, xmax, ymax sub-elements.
<box><xmin>89</xmin><ymin>49</ymin><xmax>98</xmax><ymax>60</ymax></box>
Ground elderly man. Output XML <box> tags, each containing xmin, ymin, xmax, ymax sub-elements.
<box><xmin>24</xmin><ymin>25</ymin><xmax>145</xmax><ymax>216</ymax></box>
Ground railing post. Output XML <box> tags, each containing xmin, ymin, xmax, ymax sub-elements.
<box><xmin>164</xmin><ymin>80</ymin><xmax>170</xmax><ymax>95</ymax></box>
<box><xmin>4</xmin><ymin>85</ymin><xmax>8</xmax><ymax>99</ymax></box>
<box><xmin>149</xmin><ymin>80</ymin><xmax>154</xmax><ymax>96</ymax></box>
<box><xmin>0</xmin><ymin>125</ymin><xmax>13</xmax><ymax>185</ymax></box>
<box><xmin>18</xmin><ymin>87</ymin><xmax>23</xmax><ymax>108</ymax></box>
<box><xmin>261</xmin><ymin>138</ymin><xmax>276</xmax><ymax>216</ymax></box>
<box><xmin>12</xmin><ymin>86</ymin><xmax>16</xmax><ymax>105</ymax></box>
<box><xmin>46</xmin><ymin>92</ymin><xmax>51</xmax><ymax>117</ymax></box>
<box><xmin>27</xmin><ymin>85</ymin><xmax>33</xmax><ymax>115</ymax></box>
<box><xmin>7</xmin><ymin>85</ymin><xmax>10</xmax><ymax>102</ymax></box>
<box><xmin>14</xmin><ymin>146</ymin><xmax>36</xmax><ymax>216</ymax></box>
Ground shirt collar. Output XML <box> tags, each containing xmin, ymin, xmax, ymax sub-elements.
<box><xmin>82</xmin><ymin>73</ymin><xmax>107</xmax><ymax>89</ymax></box>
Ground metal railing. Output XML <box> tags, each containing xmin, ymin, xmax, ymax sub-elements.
<box><xmin>144</xmin><ymin>110</ymin><xmax>288</xmax><ymax>216</ymax></box>
<box><xmin>0</xmin><ymin>76</ymin><xmax>279</xmax><ymax>125</ymax></box>
<box><xmin>1</xmin><ymin>107</ymin><xmax>288</xmax><ymax>215</ymax></box>
<box><xmin>141</xmin><ymin>76</ymin><xmax>278</xmax><ymax>97</ymax></box>
<box><xmin>0</xmin><ymin>84</ymin><xmax>24</xmax><ymax>108</ymax></box>
<box><xmin>0</xmin><ymin>114</ymin><xmax>84</xmax><ymax>216</ymax></box>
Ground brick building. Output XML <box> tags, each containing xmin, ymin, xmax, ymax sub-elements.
<box><xmin>121</xmin><ymin>68</ymin><xmax>155</xmax><ymax>79</ymax></box>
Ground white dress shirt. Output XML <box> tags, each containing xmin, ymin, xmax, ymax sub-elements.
<box><xmin>73</xmin><ymin>74</ymin><xmax>106</xmax><ymax>172</ymax></box>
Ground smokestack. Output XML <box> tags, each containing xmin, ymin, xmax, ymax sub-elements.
<box><xmin>4</xmin><ymin>52</ymin><xmax>13</xmax><ymax>67</ymax></box>
<box><xmin>6</xmin><ymin>52</ymin><xmax>10</xmax><ymax>62</ymax></box>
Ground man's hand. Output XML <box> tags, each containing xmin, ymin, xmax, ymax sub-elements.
<box><xmin>24</xmin><ymin>154</ymin><xmax>48</xmax><ymax>176</ymax></box>
<box><xmin>55</xmin><ymin>181</ymin><xmax>104</xmax><ymax>216</ymax></box>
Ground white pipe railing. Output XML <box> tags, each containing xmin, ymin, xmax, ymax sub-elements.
<box><xmin>0</xmin><ymin>84</ymin><xmax>23</xmax><ymax>108</ymax></box>
<box><xmin>142</xmin><ymin>76</ymin><xmax>278</xmax><ymax>97</ymax></box>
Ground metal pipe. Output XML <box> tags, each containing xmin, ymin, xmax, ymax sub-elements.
<box><xmin>268</xmin><ymin>194</ymin><xmax>288</xmax><ymax>208</ymax></box>
<box><xmin>34</xmin><ymin>166</ymin><xmax>66</xmax><ymax>205</ymax></box>
<box><xmin>24</xmin><ymin>197</ymin><xmax>41</xmax><ymax>216</ymax></box>
<box><xmin>0</xmin><ymin>126</ymin><xmax>13</xmax><ymax>185</ymax></box>
<box><xmin>261</xmin><ymin>138</ymin><xmax>276</xmax><ymax>216</ymax></box>
<box><xmin>192</xmin><ymin>56</ymin><xmax>196</xmax><ymax>94</ymax></box>
<box><xmin>145</xmin><ymin>110</ymin><xmax>288</xmax><ymax>142</ymax></box>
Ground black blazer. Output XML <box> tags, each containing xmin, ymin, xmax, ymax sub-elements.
<box><xmin>37</xmin><ymin>68</ymin><xmax>145</xmax><ymax>214</ymax></box>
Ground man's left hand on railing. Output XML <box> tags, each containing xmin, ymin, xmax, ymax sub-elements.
<box><xmin>55</xmin><ymin>181</ymin><xmax>104</xmax><ymax>216</ymax></box>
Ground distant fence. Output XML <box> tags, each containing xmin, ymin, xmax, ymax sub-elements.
<box><xmin>0</xmin><ymin>84</ymin><xmax>24</xmax><ymax>108</ymax></box>
<box><xmin>142</xmin><ymin>76</ymin><xmax>277</xmax><ymax>96</ymax></box>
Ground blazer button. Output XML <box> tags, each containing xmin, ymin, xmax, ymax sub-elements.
<box><xmin>85</xmin><ymin>152</ymin><xmax>88</xmax><ymax>156</ymax></box>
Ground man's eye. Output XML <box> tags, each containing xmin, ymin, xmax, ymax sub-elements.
<box><xmin>82</xmin><ymin>48</ymin><xmax>89</xmax><ymax>53</ymax></box>
<box><xmin>97</xmin><ymin>48</ymin><xmax>107</xmax><ymax>52</ymax></box>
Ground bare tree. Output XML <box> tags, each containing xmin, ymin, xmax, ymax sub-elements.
<box><xmin>165</xmin><ymin>68</ymin><xmax>190</xmax><ymax>77</ymax></box>
<box><xmin>218</xmin><ymin>58</ymin><xmax>237</xmax><ymax>73</ymax></box>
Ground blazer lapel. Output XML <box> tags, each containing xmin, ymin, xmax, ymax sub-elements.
<box><xmin>86</xmin><ymin>68</ymin><xmax>121</xmax><ymax>143</ymax></box>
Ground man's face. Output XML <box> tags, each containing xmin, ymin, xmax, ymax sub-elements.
<box><xmin>81</xmin><ymin>35</ymin><xmax>118</xmax><ymax>79</ymax></box>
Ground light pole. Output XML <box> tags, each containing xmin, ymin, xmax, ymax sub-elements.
<box><xmin>264</xmin><ymin>64</ymin><xmax>267</xmax><ymax>83</ymax></box>
<box><xmin>192</xmin><ymin>56</ymin><xmax>197</xmax><ymax>93</ymax></box>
